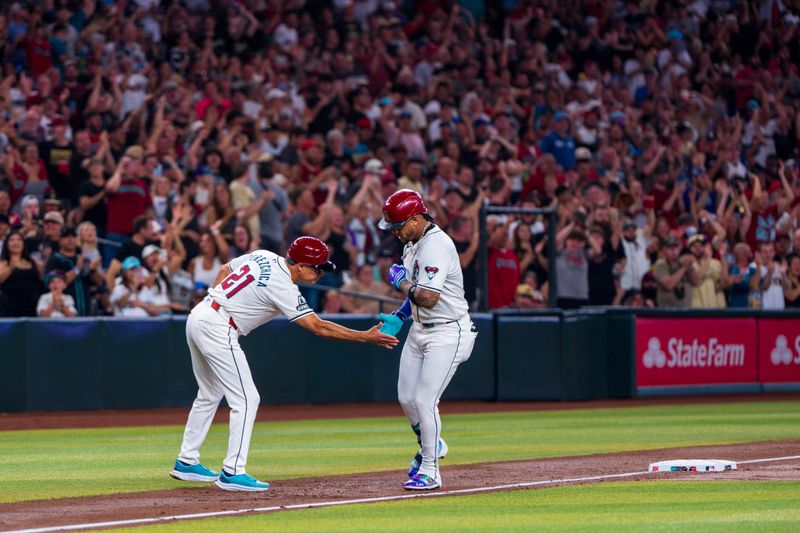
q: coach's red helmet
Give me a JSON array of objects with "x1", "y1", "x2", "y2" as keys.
[
  {"x1": 287, "y1": 236, "x2": 336, "y2": 271},
  {"x1": 378, "y1": 189, "x2": 428, "y2": 231}
]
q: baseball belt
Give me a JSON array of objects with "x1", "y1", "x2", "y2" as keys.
[{"x1": 210, "y1": 299, "x2": 239, "y2": 331}]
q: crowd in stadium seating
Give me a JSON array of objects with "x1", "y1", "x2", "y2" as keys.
[{"x1": 0, "y1": 0, "x2": 799, "y2": 318}]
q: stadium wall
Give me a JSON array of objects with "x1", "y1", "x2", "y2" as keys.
[{"x1": 1, "y1": 310, "x2": 798, "y2": 412}]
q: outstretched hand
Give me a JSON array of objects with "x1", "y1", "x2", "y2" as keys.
[
  {"x1": 378, "y1": 313, "x2": 404, "y2": 336},
  {"x1": 367, "y1": 324, "x2": 399, "y2": 349}
]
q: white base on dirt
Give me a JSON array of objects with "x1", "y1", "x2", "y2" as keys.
[{"x1": 648, "y1": 459, "x2": 737, "y2": 473}]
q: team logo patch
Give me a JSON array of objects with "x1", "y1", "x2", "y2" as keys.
[
  {"x1": 296, "y1": 295, "x2": 309, "y2": 312},
  {"x1": 424, "y1": 266, "x2": 439, "y2": 280},
  {"x1": 412, "y1": 260, "x2": 420, "y2": 283}
]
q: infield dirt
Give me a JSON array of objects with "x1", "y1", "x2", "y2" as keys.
[{"x1": 2, "y1": 397, "x2": 799, "y2": 531}]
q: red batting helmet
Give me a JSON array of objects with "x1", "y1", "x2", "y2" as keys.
[
  {"x1": 378, "y1": 189, "x2": 428, "y2": 230},
  {"x1": 287, "y1": 236, "x2": 336, "y2": 271}
]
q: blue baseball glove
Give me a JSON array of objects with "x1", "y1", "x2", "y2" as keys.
[{"x1": 388, "y1": 263, "x2": 407, "y2": 290}]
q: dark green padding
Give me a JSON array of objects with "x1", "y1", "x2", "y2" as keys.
[{"x1": 496, "y1": 315, "x2": 561, "y2": 400}]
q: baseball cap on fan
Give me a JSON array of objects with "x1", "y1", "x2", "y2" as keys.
[{"x1": 364, "y1": 158, "x2": 385, "y2": 175}]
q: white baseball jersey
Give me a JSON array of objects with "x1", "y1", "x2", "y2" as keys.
[
  {"x1": 207, "y1": 249, "x2": 312, "y2": 335},
  {"x1": 402, "y1": 225, "x2": 468, "y2": 323},
  {"x1": 177, "y1": 249, "x2": 312, "y2": 477}
]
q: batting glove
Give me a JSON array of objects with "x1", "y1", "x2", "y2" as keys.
[
  {"x1": 378, "y1": 313, "x2": 404, "y2": 336},
  {"x1": 387, "y1": 263, "x2": 407, "y2": 290}
]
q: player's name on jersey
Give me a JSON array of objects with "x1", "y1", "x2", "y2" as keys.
[{"x1": 249, "y1": 253, "x2": 273, "y2": 286}]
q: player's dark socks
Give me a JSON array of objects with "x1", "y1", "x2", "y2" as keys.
[
  {"x1": 411, "y1": 423, "x2": 421, "y2": 445},
  {"x1": 178, "y1": 460, "x2": 192, "y2": 467},
  {"x1": 223, "y1": 469, "x2": 235, "y2": 476}
]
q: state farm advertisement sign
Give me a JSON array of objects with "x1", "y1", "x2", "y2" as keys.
[
  {"x1": 759, "y1": 319, "x2": 800, "y2": 383},
  {"x1": 636, "y1": 318, "x2": 758, "y2": 387}
]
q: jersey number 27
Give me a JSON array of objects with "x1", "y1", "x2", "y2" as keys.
[{"x1": 220, "y1": 264, "x2": 255, "y2": 299}]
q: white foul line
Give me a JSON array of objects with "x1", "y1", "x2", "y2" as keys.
[
  {"x1": 737, "y1": 455, "x2": 800, "y2": 465},
  {"x1": 6, "y1": 454, "x2": 800, "y2": 533}
]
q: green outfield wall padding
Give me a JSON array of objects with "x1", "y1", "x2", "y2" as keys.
[
  {"x1": 496, "y1": 315, "x2": 561, "y2": 401},
  {"x1": 26, "y1": 320, "x2": 104, "y2": 411},
  {"x1": 560, "y1": 311, "x2": 608, "y2": 401},
  {"x1": 605, "y1": 311, "x2": 635, "y2": 398},
  {"x1": 0, "y1": 320, "x2": 27, "y2": 411},
  {"x1": 101, "y1": 320, "x2": 174, "y2": 409},
  {"x1": 3, "y1": 310, "x2": 798, "y2": 412}
]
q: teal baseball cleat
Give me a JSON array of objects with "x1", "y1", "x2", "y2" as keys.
[
  {"x1": 408, "y1": 438, "x2": 448, "y2": 478},
  {"x1": 169, "y1": 460, "x2": 219, "y2": 482},
  {"x1": 215, "y1": 470, "x2": 270, "y2": 492}
]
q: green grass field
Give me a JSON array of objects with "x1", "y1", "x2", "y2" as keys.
[
  {"x1": 114, "y1": 481, "x2": 800, "y2": 533},
  {"x1": 1, "y1": 400, "x2": 800, "y2": 505}
]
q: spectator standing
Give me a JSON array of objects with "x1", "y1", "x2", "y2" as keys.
[
  {"x1": 37, "y1": 270, "x2": 77, "y2": 318},
  {"x1": 0, "y1": 231, "x2": 44, "y2": 317},
  {"x1": 103, "y1": 146, "x2": 152, "y2": 265},
  {"x1": 285, "y1": 188, "x2": 331, "y2": 247},
  {"x1": 140, "y1": 244, "x2": 180, "y2": 316},
  {"x1": 487, "y1": 218, "x2": 520, "y2": 309},
  {"x1": 688, "y1": 234, "x2": 728, "y2": 308},
  {"x1": 754, "y1": 241, "x2": 786, "y2": 310},
  {"x1": 76, "y1": 221, "x2": 107, "y2": 315},
  {"x1": 228, "y1": 224, "x2": 254, "y2": 259},
  {"x1": 620, "y1": 219, "x2": 652, "y2": 291},
  {"x1": 340, "y1": 264, "x2": 398, "y2": 314},
  {"x1": 554, "y1": 223, "x2": 600, "y2": 309},
  {"x1": 785, "y1": 255, "x2": 800, "y2": 308},
  {"x1": 77, "y1": 157, "x2": 108, "y2": 236},
  {"x1": 248, "y1": 153, "x2": 289, "y2": 253},
  {"x1": 8, "y1": 143, "x2": 50, "y2": 210},
  {"x1": 728, "y1": 243, "x2": 758, "y2": 308},
  {"x1": 105, "y1": 215, "x2": 155, "y2": 291},
  {"x1": 188, "y1": 228, "x2": 229, "y2": 303},
  {"x1": 28, "y1": 210, "x2": 64, "y2": 264},
  {"x1": 587, "y1": 225, "x2": 624, "y2": 306},
  {"x1": 539, "y1": 112, "x2": 576, "y2": 170},
  {"x1": 45, "y1": 226, "x2": 88, "y2": 316},
  {"x1": 654, "y1": 236, "x2": 698, "y2": 308}
]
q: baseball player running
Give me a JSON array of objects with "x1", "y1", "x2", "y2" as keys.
[
  {"x1": 170, "y1": 236, "x2": 398, "y2": 491},
  {"x1": 377, "y1": 189, "x2": 477, "y2": 490}
]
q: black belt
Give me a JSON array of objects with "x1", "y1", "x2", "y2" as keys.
[{"x1": 419, "y1": 319, "x2": 460, "y2": 329}]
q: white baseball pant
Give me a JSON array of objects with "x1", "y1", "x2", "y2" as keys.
[
  {"x1": 177, "y1": 302, "x2": 260, "y2": 476},
  {"x1": 397, "y1": 315, "x2": 476, "y2": 482}
]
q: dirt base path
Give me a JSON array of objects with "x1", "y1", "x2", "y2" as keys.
[{"x1": 2, "y1": 440, "x2": 799, "y2": 532}]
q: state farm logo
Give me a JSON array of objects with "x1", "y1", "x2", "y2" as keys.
[
  {"x1": 643, "y1": 338, "x2": 666, "y2": 368},
  {"x1": 770, "y1": 335, "x2": 800, "y2": 365},
  {"x1": 642, "y1": 336, "x2": 745, "y2": 369}
]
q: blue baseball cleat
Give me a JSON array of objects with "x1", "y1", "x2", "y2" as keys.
[
  {"x1": 169, "y1": 460, "x2": 219, "y2": 482},
  {"x1": 403, "y1": 473, "x2": 440, "y2": 490},
  {"x1": 408, "y1": 438, "x2": 448, "y2": 478},
  {"x1": 215, "y1": 470, "x2": 270, "y2": 492}
]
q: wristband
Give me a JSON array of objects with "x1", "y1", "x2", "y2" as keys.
[{"x1": 393, "y1": 298, "x2": 412, "y2": 321}]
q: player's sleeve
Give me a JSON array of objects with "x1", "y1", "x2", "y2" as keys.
[
  {"x1": 229, "y1": 252, "x2": 252, "y2": 272},
  {"x1": 270, "y1": 281, "x2": 315, "y2": 322},
  {"x1": 413, "y1": 236, "x2": 448, "y2": 293}
]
